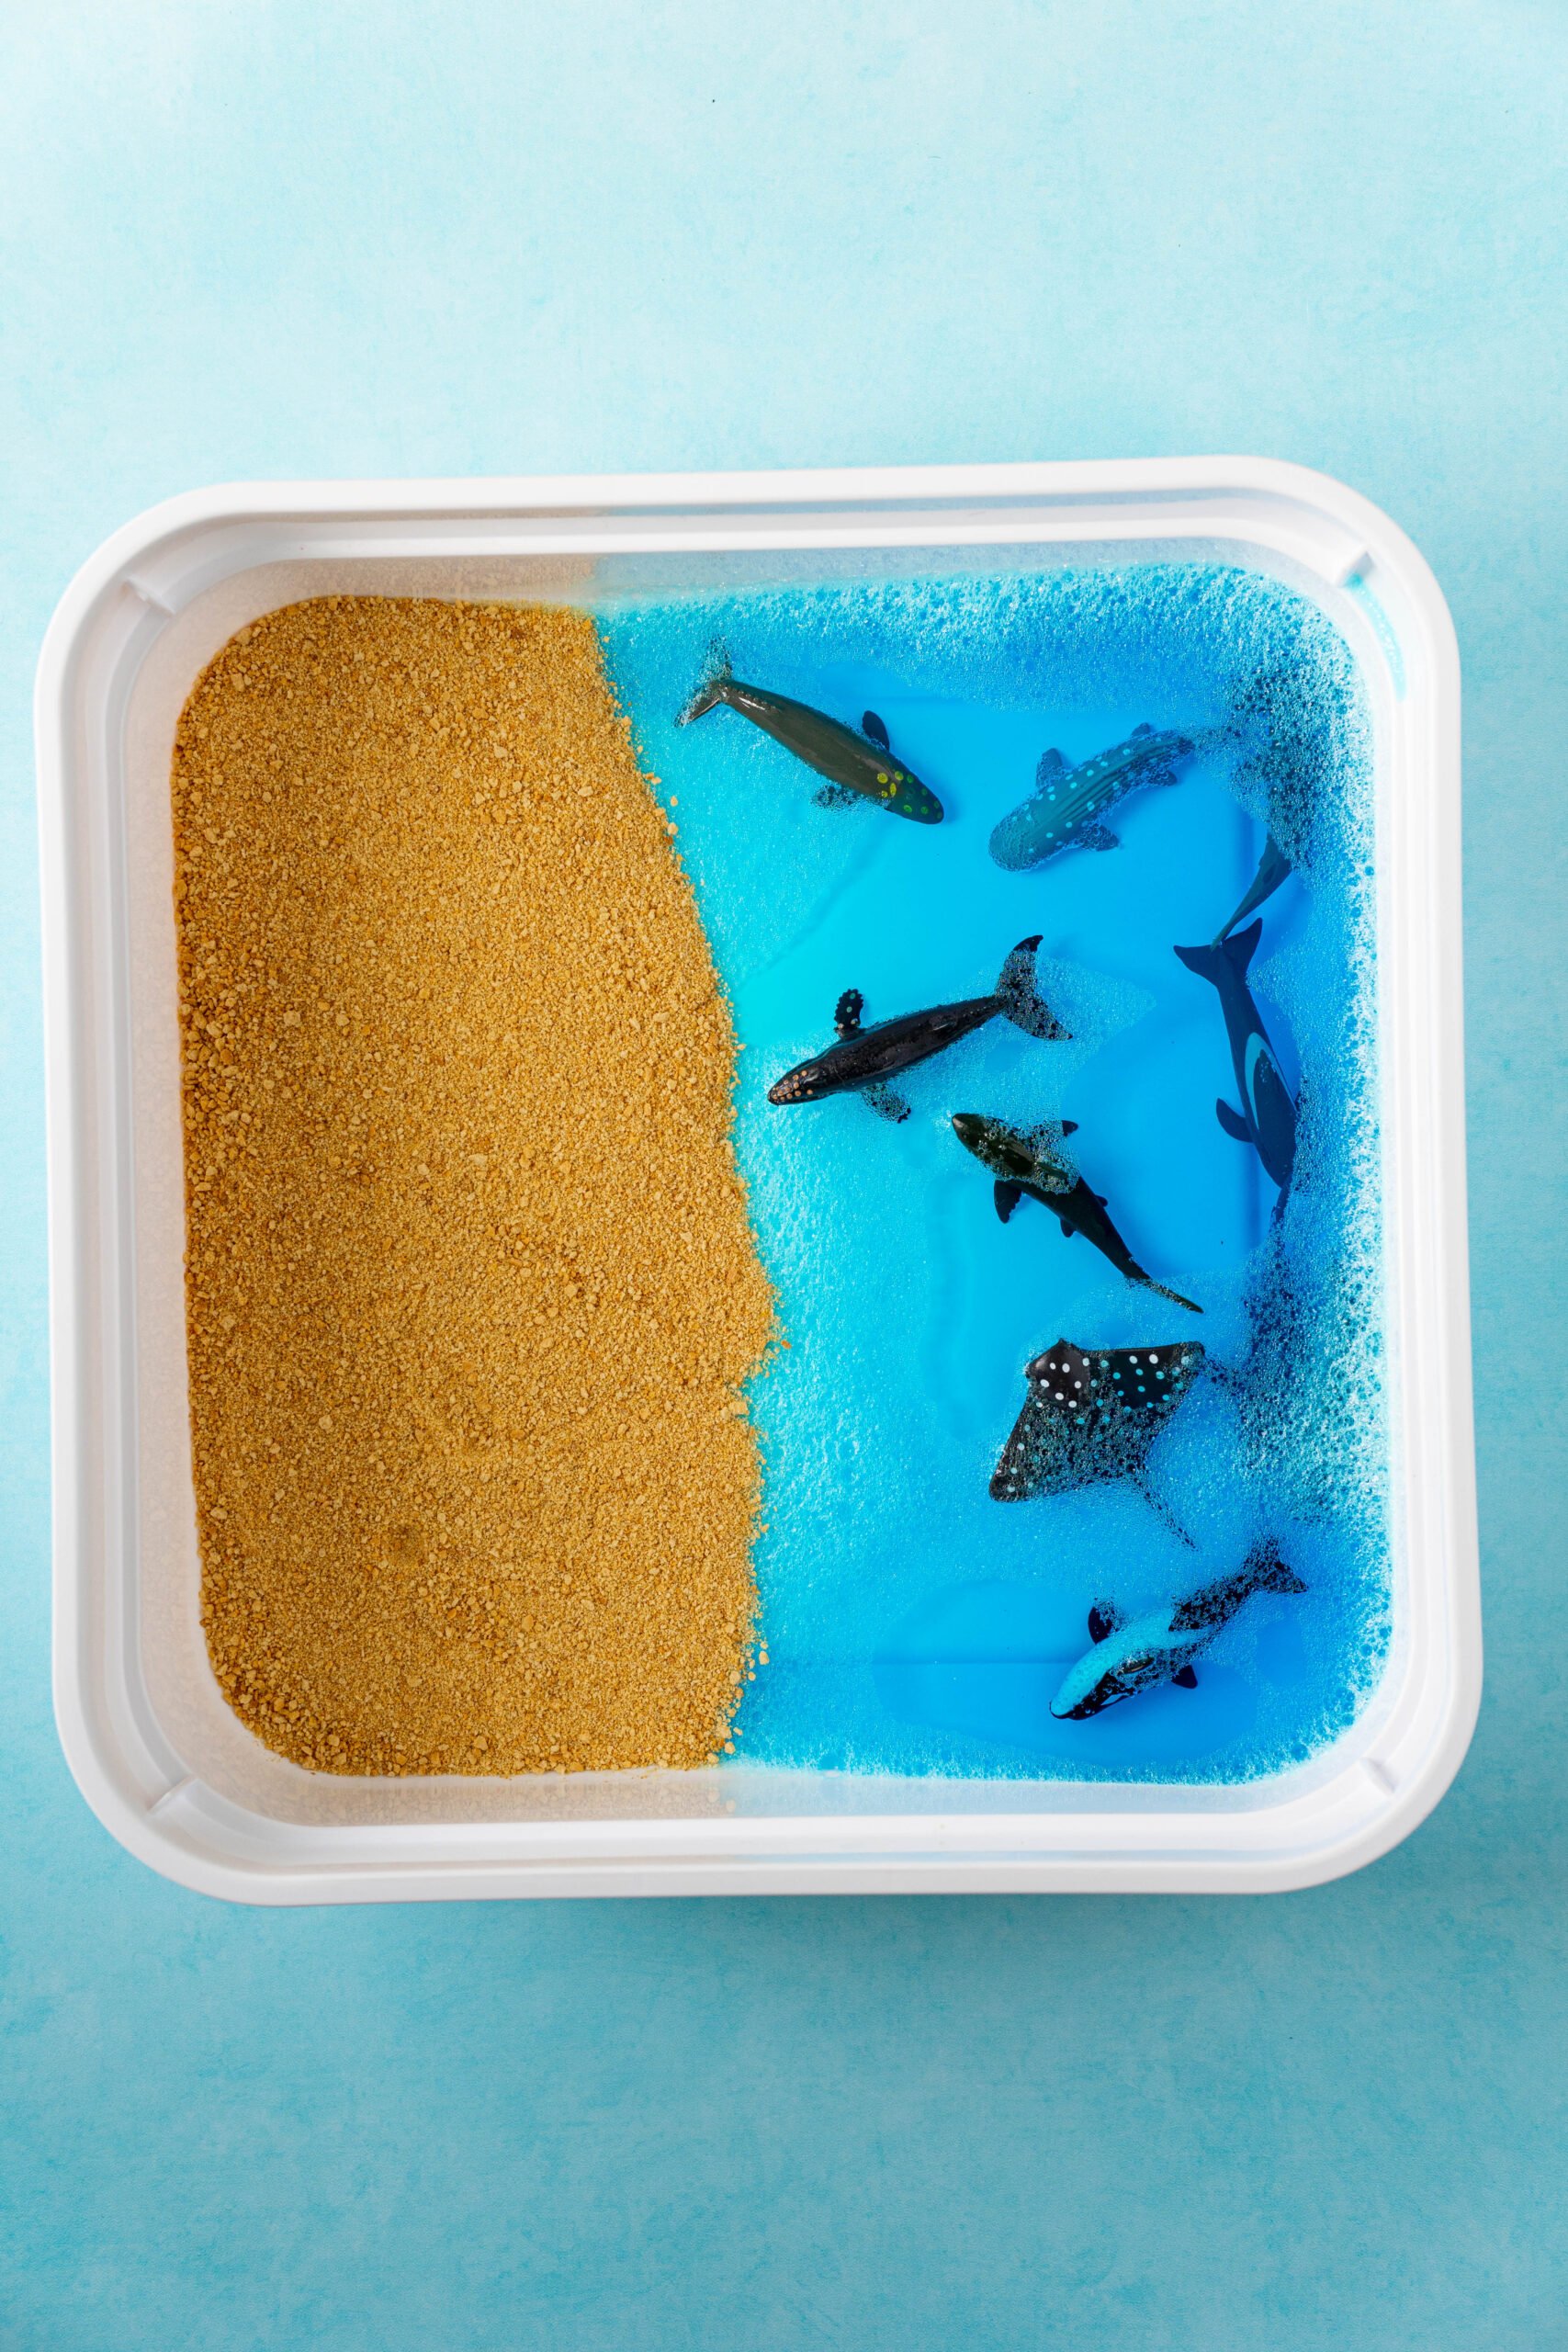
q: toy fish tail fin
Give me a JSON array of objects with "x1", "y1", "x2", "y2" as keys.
[
  {"x1": 1175, "y1": 918, "x2": 1262, "y2": 984},
  {"x1": 676, "y1": 640, "x2": 733, "y2": 727},
  {"x1": 1147, "y1": 1278, "x2": 1203, "y2": 1316},
  {"x1": 1243, "y1": 1545, "x2": 1307, "y2": 1599},
  {"x1": 996, "y1": 934, "x2": 1069, "y2": 1041},
  {"x1": 1214, "y1": 834, "x2": 1291, "y2": 942}
]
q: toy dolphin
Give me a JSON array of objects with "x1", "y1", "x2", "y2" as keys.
[{"x1": 1051, "y1": 1547, "x2": 1306, "y2": 1719}]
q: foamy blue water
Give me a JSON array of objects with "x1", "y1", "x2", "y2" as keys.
[{"x1": 598, "y1": 565, "x2": 1386, "y2": 1782}]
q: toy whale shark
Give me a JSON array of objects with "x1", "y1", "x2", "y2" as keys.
[
  {"x1": 1173, "y1": 920, "x2": 1298, "y2": 1196},
  {"x1": 990, "y1": 1335, "x2": 1206, "y2": 1544},
  {"x1": 1050, "y1": 1546, "x2": 1307, "y2": 1720},
  {"x1": 987, "y1": 723, "x2": 1194, "y2": 872},
  {"x1": 677, "y1": 651, "x2": 943, "y2": 823},
  {"x1": 767, "y1": 937, "x2": 1066, "y2": 1124},
  {"x1": 950, "y1": 1112, "x2": 1202, "y2": 1314}
]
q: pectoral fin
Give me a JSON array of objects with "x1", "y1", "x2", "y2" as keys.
[
  {"x1": 1216, "y1": 1099, "x2": 1253, "y2": 1144},
  {"x1": 1079, "y1": 823, "x2": 1120, "y2": 852},
  {"x1": 813, "y1": 783, "x2": 863, "y2": 811},
  {"x1": 863, "y1": 710, "x2": 890, "y2": 750},
  {"x1": 1059, "y1": 1216, "x2": 1075, "y2": 1237},
  {"x1": 833, "y1": 989, "x2": 863, "y2": 1036},
  {"x1": 1035, "y1": 748, "x2": 1067, "y2": 786},
  {"x1": 994, "y1": 1181, "x2": 1022, "y2": 1224},
  {"x1": 1171, "y1": 1665, "x2": 1199, "y2": 1690},
  {"x1": 1088, "y1": 1602, "x2": 1124, "y2": 1643},
  {"x1": 862, "y1": 1081, "x2": 910, "y2": 1124}
]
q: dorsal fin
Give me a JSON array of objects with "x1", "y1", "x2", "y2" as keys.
[
  {"x1": 1132, "y1": 721, "x2": 1153, "y2": 739},
  {"x1": 1024, "y1": 1122, "x2": 1076, "y2": 1179}
]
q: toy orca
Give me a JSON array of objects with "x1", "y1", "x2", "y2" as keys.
[{"x1": 1173, "y1": 920, "x2": 1298, "y2": 1196}]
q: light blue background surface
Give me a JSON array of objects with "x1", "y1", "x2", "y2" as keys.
[{"x1": 3, "y1": 6, "x2": 1563, "y2": 2346}]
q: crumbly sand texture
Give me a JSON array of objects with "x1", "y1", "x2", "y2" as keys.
[{"x1": 173, "y1": 596, "x2": 774, "y2": 1775}]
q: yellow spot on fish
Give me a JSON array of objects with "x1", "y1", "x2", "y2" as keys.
[{"x1": 876, "y1": 771, "x2": 889, "y2": 784}]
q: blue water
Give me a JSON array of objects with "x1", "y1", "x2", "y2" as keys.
[{"x1": 598, "y1": 565, "x2": 1386, "y2": 1782}]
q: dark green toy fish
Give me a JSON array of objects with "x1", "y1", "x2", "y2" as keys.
[
  {"x1": 677, "y1": 651, "x2": 944, "y2": 823},
  {"x1": 950, "y1": 1112, "x2": 1202, "y2": 1314}
]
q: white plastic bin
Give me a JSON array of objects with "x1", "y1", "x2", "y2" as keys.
[{"x1": 36, "y1": 460, "x2": 1479, "y2": 1902}]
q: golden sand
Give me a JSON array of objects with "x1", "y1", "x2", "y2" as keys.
[{"x1": 172, "y1": 595, "x2": 773, "y2": 1775}]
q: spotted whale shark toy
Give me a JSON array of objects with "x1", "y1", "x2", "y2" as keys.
[
  {"x1": 950, "y1": 1112, "x2": 1202, "y2": 1313},
  {"x1": 1173, "y1": 920, "x2": 1298, "y2": 1197},
  {"x1": 1050, "y1": 1546, "x2": 1306, "y2": 1720},
  {"x1": 677, "y1": 651, "x2": 943, "y2": 823},
  {"x1": 987, "y1": 722, "x2": 1194, "y2": 871},
  {"x1": 767, "y1": 937, "x2": 1066, "y2": 1124},
  {"x1": 990, "y1": 1335, "x2": 1206, "y2": 1544}
]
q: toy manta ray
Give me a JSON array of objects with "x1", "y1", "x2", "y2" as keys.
[{"x1": 989, "y1": 1336, "x2": 1207, "y2": 1545}]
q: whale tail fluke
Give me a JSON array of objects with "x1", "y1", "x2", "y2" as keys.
[
  {"x1": 1175, "y1": 919, "x2": 1261, "y2": 986},
  {"x1": 677, "y1": 641, "x2": 733, "y2": 727},
  {"x1": 996, "y1": 936, "x2": 1069, "y2": 1041}
]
